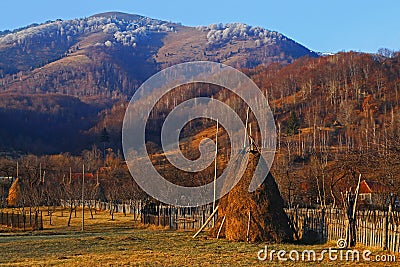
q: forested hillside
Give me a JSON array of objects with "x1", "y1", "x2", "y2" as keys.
[{"x1": 0, "y1": 12, "x2": 316, "y2": 154}]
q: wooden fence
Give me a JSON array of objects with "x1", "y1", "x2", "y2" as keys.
[
  {"x1": 60, "y1": 199, "x2": 400, "y2": 252},
  {"x1": 0, "y1": 210, "x2": 43, "y2": 230},
  {"x1": 60, "y1": 200, "x2": 215, "y2": 230},
  {"x1": 60, "y1": 199, "x2": 143, "y2": 219},
  {"x1": 140, "y1": 205, "x2": 214, "y2": 230},
  {"x1": 286, "y1": 208, "x2": 400, "y2": 253}
]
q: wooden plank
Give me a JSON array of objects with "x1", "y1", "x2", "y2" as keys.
[{"x1": 216, "y1": 216, "x2": 226, "y2": 239}]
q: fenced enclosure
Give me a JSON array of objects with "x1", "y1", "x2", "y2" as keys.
[
  {"x1": 60, "y1": 200, "x2": 215, "y2": 230},
  {"x1": 286, "y1": 208, "x2": 400, "y2": 253},
  {"x1": 140, "y1": 204, "x2": 215, "y2": 230},
  {"x1": 59, "y1": 199, "x2": 400, "y2": 252},
  {"x1": 60, "y1": 199, "x2": 143, "y2": 219},
  {"x1": 0, "y1": 210, "x2": 43, "y2": 230}
]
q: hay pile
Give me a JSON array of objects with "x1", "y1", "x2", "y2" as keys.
[
  {"x1": 210, "y1": 151, "x2": 293, "y2": 243},
  {"x1": 7, "y1": 177, "x2": 22, "y2": 207}
]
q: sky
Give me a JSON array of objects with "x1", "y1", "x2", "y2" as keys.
[{"x1": 0, "y1": 0, "x2": 398, "y2": 53}]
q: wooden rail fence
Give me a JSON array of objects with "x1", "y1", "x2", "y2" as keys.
[
  {"x1": 60, "y1": 199, "x2": 400, "y2": 252},
  {"x1": 60, "y1": 200, "x2": 215, "y2": 230},
  {"x1": 286, "y1": 208, "x2": 400, "y2": 253},
  {"x1": 140, "y1": 205, "x2": 214, "y2": 230},
  {"x1": 0, "y1": 211, "x2": 43, "y2": 230}
]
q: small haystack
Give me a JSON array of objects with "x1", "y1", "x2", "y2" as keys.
[
  {"x1": 210, "y1": 151, "x2": 293, "y2": 243},
  {"x1": 7, "y1": 177, "x2": 22, "y2": 207}
]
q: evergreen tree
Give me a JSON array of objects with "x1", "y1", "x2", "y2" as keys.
[
  {"x1": 100, "y1": 128, "x2": 110, "y2": 162},
  {"x1": 286, "y1": 111, "x2": 299, "y2": 136}
]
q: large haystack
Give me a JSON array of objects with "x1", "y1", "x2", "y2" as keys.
[
  {"x1": 210, "y1": 151, "x2": 293, "y2": 243},
  {"x1": 7, "y1": 177, "x2": 22, "y2": 207}
]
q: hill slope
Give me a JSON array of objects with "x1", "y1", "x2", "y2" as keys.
[
  {"x1": 0, "y1": 12, "x2": 317, "y2": 98},
  {"x1": 0, "y1": 12, "x2": 317, "y2": 154}
]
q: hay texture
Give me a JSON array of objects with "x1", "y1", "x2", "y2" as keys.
[
  {"x1": 7, "y1": 177, "x2": 22, "y2": 207},
  {"x1": 210, "y1": 151, "x2": 293, "y2": 243}
]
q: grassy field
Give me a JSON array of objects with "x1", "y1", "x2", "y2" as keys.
[{"x1": 0, "y1": 207, "x2": 397, "y2": 266}]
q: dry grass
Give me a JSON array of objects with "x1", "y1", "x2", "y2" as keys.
[{"x1": 0, "y1": 208, "x2": 397, "y2": 266}]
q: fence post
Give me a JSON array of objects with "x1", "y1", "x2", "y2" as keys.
[
  {"x1": 321, "y1": 208, "x2": 325, "y2": 241},
  {"x1": 157, "y1": 205, "x2": 160, "y2": 226},
  {"x1": 169, "y1": 206, "x2": 173, "y2": 229},
  {"x1": 35, "y1": 211, "x2": 38, "y2": 230},
  {"x1": 163, "y1": 207, "x2": 166, "y2": 227},
  {"x1": 383, "y1": 207, "x2": 390, "y2": 250},
  {"x1": 175, "y1": 208, "x2": 178, "y2": 230}
]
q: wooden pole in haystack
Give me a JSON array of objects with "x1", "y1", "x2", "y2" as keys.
[
  {"x1": 243, "y1": 107, "x2": 249, "y2": 148},
  {"x1": 81, "y1": 164, "x2": 85, "y2": 231},
  {"x1": 246, "y1": 210, "x2": 251, "y2": 242},
  {"x1": 213, "y1": 119, "x2": 219, "y2": 212}
]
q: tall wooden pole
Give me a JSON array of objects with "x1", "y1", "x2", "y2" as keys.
[
  {"x1": 82, "y1": 164, "x2": 85, "y2": 231},
  {"x1": 213, "y1": 119, "x2": 218, "y2": 212},
  {"x1": 243, "y1": 107, "x2": 249, "y2": 148},
  {"x1": 249, "y1": 123, "x2": 253, "y2": 150}
]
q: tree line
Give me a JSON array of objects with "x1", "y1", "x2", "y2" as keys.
[{"x1": 0, "y1": 146, "x2": 146, "y2": 224}]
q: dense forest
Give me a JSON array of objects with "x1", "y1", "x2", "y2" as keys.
[{"x1": 249, "y1": 50, "x2": 400, "y2": 209}]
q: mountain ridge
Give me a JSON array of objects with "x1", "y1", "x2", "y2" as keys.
[
  {"x1": 0, "y1": 11, "x2": 318, "y2": 154},
  {"x1": 0, "y1": 11, "x2": 317, "y2": 76}
]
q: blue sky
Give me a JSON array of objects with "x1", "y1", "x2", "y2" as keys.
[{"x1": 0, "y1": 0, "x2": 398, "y2": 53}]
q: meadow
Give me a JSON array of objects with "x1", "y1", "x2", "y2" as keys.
[{"x1": 0, "y1": 208, "x2": 396, "y2": 266}]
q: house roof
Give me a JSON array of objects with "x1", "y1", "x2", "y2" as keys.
[{"x1": 359, "y1": 180, "x2": 390, "y2": 194}]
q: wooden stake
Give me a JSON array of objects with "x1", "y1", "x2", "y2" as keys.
[
  {"x1": 352, "y1": 174, "x2": 362, "y2": 218},
  {"x1": 216, "y1": 216, "x2": 226, "y2": 239},
  {"x1": 246, "y1": 209, "x2": 251, "y2": 242},
  {"x1": 192, "y1": 206, "x2": 218, "y2": 238}
]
